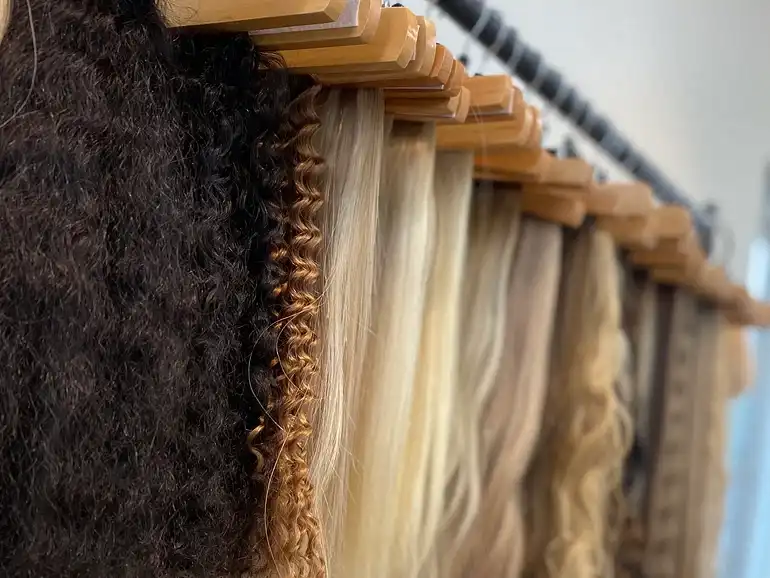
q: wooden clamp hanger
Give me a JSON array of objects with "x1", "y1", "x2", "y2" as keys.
[
  {"x1": 436, "y1": 102, "x2": 528, "y2": 150},
  {"x1": 386, "y1": 86, "x2": 471, "y2": 123},
  {"x1": 592, "y1": 183, "x2": 657, "y2": 248},
  {"x1": 472, "y1": 112, "x2": 547, "y2": 183},
  {"x1": 164, "y1": 0, "x2": 348, "y2": 31},
  {"x1": 279, "y1": 7, "x2": 419, "y2": 74},
  {"x1": 629, "y1": 205, "x2": 694, "y2": 264},
  {"x1": 463, "y1": 75, "x2": 518, "y2": 122},
  {"x1": 316, "y1": 15, "x2": 435, "y2": 83},
  {"x1": 515, "y1": 158, "x2": 594, "y2": 228},
  {"x1": 251, "y1": 0, "x2": 382, "y2": 49}
]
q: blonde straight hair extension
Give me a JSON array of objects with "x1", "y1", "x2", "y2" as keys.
[
  {"x1": 310, "y1": 88, "x2": 384, "y2": 568},
  {"x1": 461, "y1": 218, "x2": 563, "y2": 578},
  {"x1": 407, "y1": 149, "x2": 475, "y2": 578},
  {"x1": 441, "y1": 186, "x2": 523, "y2": 575},
  {"x1": 525, "y1": 225, "x2": 630, "y2": 578},
  {"x1": 642, "y1": 288, "x2": 700, "y2": 578},
  {"x1": 339, "y1": 120, "x2": 436, "y2": 578}
]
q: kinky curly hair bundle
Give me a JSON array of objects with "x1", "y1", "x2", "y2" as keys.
[{"x1": 0, "y1": 0, "x2": 309, "y2": 575}]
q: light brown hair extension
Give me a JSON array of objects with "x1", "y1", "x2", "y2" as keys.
[
  {"x1": 524, "y1": 225, "x2": 630, "y2": 578},
  {"x1": 310, "y1": 88, "x2": 384, "y2": 572},
  {"x1": 642, "y1": 288, "x2": 700, "y2": 578},
  {"x1": 465, "y1": 218, "x2": 563, "y2": 578},
  {"x1": 271, "y1": 83, "x2": 326, "y2": 578},
  {"x1": 679, "y1": 306, "x2": 721, "y2": 578}
]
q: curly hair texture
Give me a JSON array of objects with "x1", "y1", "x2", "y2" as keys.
[
  {"x1": 524, "y1": 226, "x2": 630, "y2": 578},
  {"x1": 269, "y1": 80, "x2": 327, "y2": 578},
  {"x1": 0, "y1": 1, "x2": 293, "y2": 575}
]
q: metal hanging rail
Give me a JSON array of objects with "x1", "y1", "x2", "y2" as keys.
[{"x1": 433, "y1": 0, "x2": 711, "y2": 239}]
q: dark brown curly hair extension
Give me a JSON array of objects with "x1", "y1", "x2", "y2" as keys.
[
  {"x1": 266, "y1": 80, "x2": 327, "y2": 578},
  {"x1": 0, "y1": 1, "x2": 294, "y2": 575}
]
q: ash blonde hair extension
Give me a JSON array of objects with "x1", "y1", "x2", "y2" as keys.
[
  {"x1": 310, "y1": 88, "x2": 385, "y2": 570},
  {"x1": 339, "y1": 120, "x2": 437, "y2": 578},
  {"x1": 406, "y1": 149, "x2": 475, "y2": 578},
  {"x1": 462, "y1": 218, "x2": 563, "y2": 578},
  {"x1": 525, "y1": 226, "x2": 630, "y2": 578},
  {"x1": 441, "y1": 186, "x2": 523, "y2": 576},
  {"x1": 642, "y1": 288, "x2": 700, "y2": 578}
]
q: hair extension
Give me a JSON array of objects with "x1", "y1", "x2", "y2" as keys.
[
  {"x1": 339, "y1": 120, "x2": 436, "y2": 578},
  {"x1": 678, "y1": 306, "x2": 720, "y2": 578},
  {"x1": 459, "y1": 218, "x2": 563, "y2": 578},
  {"x1": 642, "y1": 288, "x2": 700, "y2": 578},
  {"x1": 440, "y1": 186, "x2": 523, "y2": 576},
  {"x1": 398, "y1": 148, "x2": 475, "y2": 578},
  {"x1": 697, "y1": 318, "x2": 732, "y2": 578},
  {"x1": 524, "y1": 225, "x2": 630, "y2": 578},
  {"x1": 0, "y1": 1, "x2": 293, "y2": 575},
  {"x1": 310, "y1": 88, "x2": 384, "y2": 572},
  {"x1": 268, "y1": 78, "x2": 327, "y2": 578},
  {"x1": 0, "y1": 0, "x2": 9, "y2": 44}
]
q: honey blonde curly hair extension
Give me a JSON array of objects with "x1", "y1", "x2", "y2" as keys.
[
  {"x1": 461, "y1": 218, "x2": 563, "y2": 578},
  {"x1": 525, "y1": 225, "x2": 630, "y2": 578},
  {"x1": 271, "y1": 82, "x2": 326, "y2": 578}
]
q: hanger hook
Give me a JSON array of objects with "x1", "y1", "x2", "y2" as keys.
[
  {"x1": 478, "y1": 9, "x2": 508, "y2": 75},
  {"x1": 459, "y1": 0, "x2": 492, "y2": 73}
]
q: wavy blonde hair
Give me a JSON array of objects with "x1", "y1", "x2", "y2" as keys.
[
  {"x1": 440, "y1": 186, "x2": 523, "y2": 576},
  {"x1": 461, "y1": 218, "x2": 563, "y2": 578},
  {"x1": 310, "y1": 88, "x2": 384, "y2": 572},
  {"x1": 339, "y1": 120, "x2": 437, "y2": 578},
  {"x1": 525, "y1": 225, "x2": 631, "y2": 578}
]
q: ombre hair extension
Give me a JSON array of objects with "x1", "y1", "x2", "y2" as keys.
[
  {"x1": 642, "y1": 288, "x2": 700, "y2": 578},
  {"x1": 441, "y1": 186, "x2": 523, "y2": 576},
  {"x1": 310, "y1": 88, "x2": 384, "y2": 572},
  {"x1": 349, "y1": 120, "x2": 436, "y2": 578},
  {"x1": 0, "y1": 1, "x2": 293, "y2": 574},
  {"x1": 460, "y1": 218, "x2": 563, "y2": 578},
  {"x1": 410, "y1": 149, "x2": 475, "y2": 578},
  {"x1": 270, "y1": 80, "x2": 327, "y2": 578},
  {"x1": 525, "y1": 225, "x2": 630, "y2": 578}
]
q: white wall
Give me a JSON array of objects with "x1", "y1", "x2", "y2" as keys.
[{"x1": 402, "y1": 0, "x2": 770, "y2": 278}]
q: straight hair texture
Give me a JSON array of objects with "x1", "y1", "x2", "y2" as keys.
[
  {"x1": 441, "y1": 186, "x2": 523, "y2": 576},
  {"x1": 310, "y1": 88, "x2": 385, "y2": 572},
  {"x1": 460, "y1": 218, "x2": 563, "y2": 578},
  {"x1": 355, "y1": 120, "x2": 437, "y2": 578},
  {"x1": 270, "y1": 79, "x2": 327, "y2": 578},
  {"x1": 0, "y1": 1, "x2": 293, "y2": 575},
  {"x1": 0, "y1": 0, "x2": 9, "y2": 44},
  {"x1": 525, "y1": 225, "x2": 630, "y2": 578},
  {"x1": 642, "y1": 288, "x2": 700, "y2": 578},
  {"x1": 410, "y1": 149, "x2": 475, "y2": 578}
]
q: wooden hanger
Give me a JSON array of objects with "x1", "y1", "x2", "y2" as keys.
[
  {"x1": 316, "y1": 15, "x2": 434, "y2": 83},
  {"x1": 463, "y1": 76, "x2": 517, "y2": 122},
  {"x1": 251, "y1": 0, "x2": 381, "y2": 49},
  {"x1": 474, "y1": 147, "x2": 552, "y2": 182},
  {"x1": 386, "y1": 58, "x2": 466, "y2": 98},
  {"x1": 372, "y1": 44, "x2": 454, "y2": 90},
  {"x1": 519, "y1": 186, "x2": 588, "y2": 227},
  {"x1": 279, "y1": 7, "x2": 418, "y2": 74},
  {"x1": 386, "y1": 86, "x2": 471, "y2": 123},
  {"x1": 630, "y1": 227, "x2": 703, "y2": 268},
  {"x1": 586, "y1": 182, "x2": 655, "y2": 217},
  {"x1": 165, "y1": 0, "x2": 347, "y2": 30}
]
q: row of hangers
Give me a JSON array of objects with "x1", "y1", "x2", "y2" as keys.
[{"x1": 10, "y1": 0, "x2": 763, "y2": 326}]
